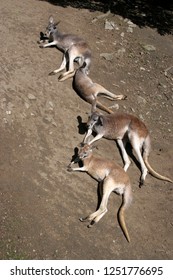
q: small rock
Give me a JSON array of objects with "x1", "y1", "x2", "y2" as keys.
[
  {"x1": 24, "y1": 102, "x2": 30, "y2": 109},
  {"x1": 52, "y1": 121, "x2": 57, "y2": 127},
  {"x1": 109, "y1": 104, "x2": 119, "y2": 110},
  {"x1": 3, "y1": 118, "x2": 8, "y2": 124},
  {"x1": 137, "y1": 96, "x2": 147, "y2": 105},
  {"x1": 100, "y1": 53, "x2": 114, "y2": 61},
  {"x1": 105, "y1": 19, "x2": 116, "y2": 30},
  {"x1": 48, "y1": 101, "x2": 54, "y2": 108},
  {"x1": 7, "y1": 102, "x2": 14, "y2": 110},
  {"x1": 139, "y1": 114, "x2": 144, "y2": 120},
  {"x1": 158, "y1": 82, "x2": 167, "y2": 89},
  {"x1": 45, "y1": 100, "x2": 54, "y2": 112},
  {"x1": 116, "y1": 48, "x2": 126, "y2": 58},
  {"x1": 127, "y1": 20, "x2": 137, "y2": 28},
  {"x1": 91, "y1": 10, "x2": 110, "y2": 23},
  {"x1": 43, "y1": 116, "x2": 52, "y2": 124},
  {"x1": 142, "y1": 44, "x2": 156, "y2": 51},
  {"x1": 27, "y1": 93, "x2": 37, "y2": 100},
  {"x1": 43, "y1": 115, "x2": 57, "y2": 127},
  {"x1": 127, "y1": 27, "x2": 133, "y2": 33},
  {"x1": 6, "y1": 110, "x2": 12, "y2": 115}
]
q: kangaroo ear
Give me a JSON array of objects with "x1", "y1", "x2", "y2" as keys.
[
  {"x1": 54, "y1": 21, "x2": 60, "y2": 26},
  {"x1": 98, "y1": 116, "x2": 104, "y2": 126},
  {"x1": 49, "y1": 16, "x2": 54, "y2": 24}
]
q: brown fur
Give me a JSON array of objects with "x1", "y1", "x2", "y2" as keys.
[
  {"x1": 83, "y1": 111, "x2": 173, "y2": 185},
  {"x1": 67, "y1": 144, "x2": 132, "y2": 242},
  {"x1": 72, "y1": 65, "x2": 127, "y2": 114},
  {"x1": 38, "y1": 16, "x2": 92, "y2": 81}
]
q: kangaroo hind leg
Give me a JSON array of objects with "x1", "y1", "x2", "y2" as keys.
[
  {"x1": 96, "y1": 84, "x2": 127, "y2": 100},
  {"x1": 80, "y1": 181, "x2": 112, "y2": 227}
]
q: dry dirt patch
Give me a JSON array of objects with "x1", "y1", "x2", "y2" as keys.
[{"x1": 0, "y1": 0, "x2": 173, "y2": 259}]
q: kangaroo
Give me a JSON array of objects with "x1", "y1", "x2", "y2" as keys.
[
  {"x1": 71, "y1": 62, "x2": 127, "y2": 114},
  {"x1": 67, "y1": 144, "x2": 132, "y2": 242},
  {"x1": 83, "y1": 105, "x2": 173, "y2": 186},
  {"x1": 38, "y1": 16, "x2": 91, "y2": 81}
]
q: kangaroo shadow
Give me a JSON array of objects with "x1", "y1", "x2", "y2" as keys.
[
  {"x1": 38, "y1": 0, "x2": 173, "y2": 35},
  {"x1": 69, "y1": 146, "x2": 84, "y2": 168},
  {"x1": 77, "y1": 115, "x2": 88, "y2": 135}
]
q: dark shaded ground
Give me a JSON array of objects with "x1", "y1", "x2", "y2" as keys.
[
  {"x1": 0, "y1": 0, "x2": 173, "y2": 259},
  {"x1": 39, "y1": 0, "x2": 173, "y2": 35}
]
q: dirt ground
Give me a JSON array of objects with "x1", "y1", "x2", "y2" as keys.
[{"x1": 0, "y1": 0, "x2": 173, "y2": 260}]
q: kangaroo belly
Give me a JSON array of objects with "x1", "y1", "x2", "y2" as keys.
[{"x1": 88, "y1": 168, "x2": 109, "y2": 182}]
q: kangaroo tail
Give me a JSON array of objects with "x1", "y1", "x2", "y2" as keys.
[
  {"x1": 144, "y1": 157, "x2": 173, "y2": 183},
  {"x1": 118, "y1": 185, "x2": 132, "y2": 243},
  {"x1": 96, "y1": 100, "x2": 114, "y2": 114},
  {"x1": 143, "y1": 135, "x2": 173, "y2": 183}
]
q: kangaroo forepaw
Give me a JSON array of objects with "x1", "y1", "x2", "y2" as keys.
[
  {"x1": 67, "y1": 165, "x2": 73, "y2": 172},
  {"x1": 139, "y1": 179, "x2": 145, "y2": 188},
  {"x1": 79, "y1": 216, "x2": 88, "y2": 222},
  {"x1": 58, "y1": 74, "x2": 64, "y2": 81},
  {"x1": 49, "y1": 71, "x2": 56, "y2": 76},
  {"x1": 87, "y1": 220, "x2": 95, "y2": 228}
]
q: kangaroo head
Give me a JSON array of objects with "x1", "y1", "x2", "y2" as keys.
[
  {"x1": 44, "y1": 16, "x2": 60, "y2": 37},
  {"x1": 87, "y1": 112, "x2": 103, "y2": 129},
  {"x1": 78, "y1": 144, "x2": 93, "y2": 160}
]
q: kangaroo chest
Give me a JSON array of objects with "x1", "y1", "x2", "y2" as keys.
[
  {"x1": 87, "y1": 162, "x2": 109, "y2": 182},
  {"x1": 93, "y1": 123, "x2": 128, "y2": 140}
]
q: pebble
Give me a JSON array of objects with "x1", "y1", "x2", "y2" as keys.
[
  {"x1": 6, "y1": 111, "x2": 12, "y2": 115},
  {"x1": 91, "y1": 10, "x2": 110, "y2": 23},
  {"x1": 24, "y1": 102, "x2": 30, "y2": 109},
  {"x1": 27, "y1": 93, "x2": 37, "y2": 100},
  {"x1": 127, "y1": 20, "x2": 137, "y2": 28},
  {"x1": 127, "y1": 26, "x2": 133, "y2": 33},
  {"x1": 142, "y1": 44, "x2": 156, "y2": 51},
  {"x1": 137, "y1": 96, "x2": 147, "y2": 105},
  {"x1": 116, "y1": 48, "x2": 126, "y2": 58},
  {"x1": 109, "y1": 104, "x2": 119, "y2": 110},
  {"x1": 105, "y1": 19, "x2": 116, "y2": 30},
  {"x1": 100, "y1": 53, "x2": 114, "y2": 61}
]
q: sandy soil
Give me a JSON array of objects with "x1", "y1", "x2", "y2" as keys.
[{"x1": 0, "y1": 0, "x2": 173, "y2": 259}]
